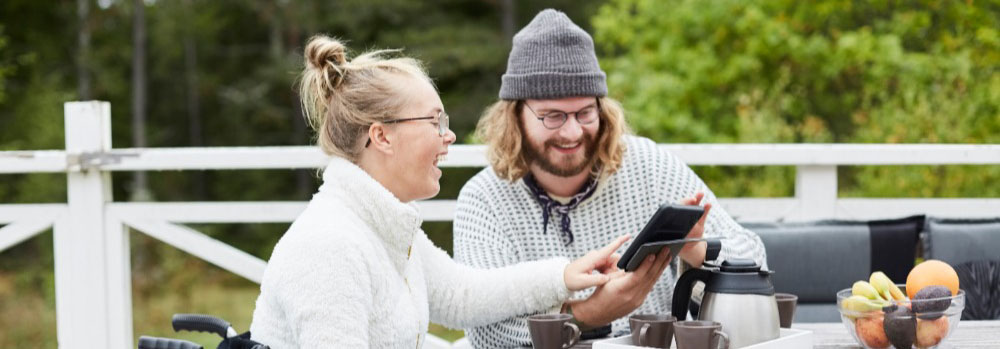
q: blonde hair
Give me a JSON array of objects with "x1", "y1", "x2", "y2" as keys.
[
  {"x1": 299, "y1": 35, "x2": 431, "y2": 161},
  {"x1": 476, "y1": 97, "x2": 630, "y2": 182}
]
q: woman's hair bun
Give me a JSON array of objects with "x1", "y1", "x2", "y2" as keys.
[{"x1": 304, "y1": 35, "x2": 348, "y2": 87}]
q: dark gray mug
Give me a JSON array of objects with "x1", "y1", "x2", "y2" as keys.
[
  {"x1": 629, "y1": 314, "x2": 675, "y2": 348},
  {"x1": 527, "y1": 314, "x2": 580, "y2": 349},
  {"x1": 674, "y1": 321, "x2": 729, "y2": 349},
  {"x1": 775, "y1": 293, "x2": 798, "y2": 328}
]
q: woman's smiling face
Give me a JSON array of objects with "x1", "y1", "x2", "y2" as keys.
[{"x1": 384, "y1": 76, "x2": 456, "y2": 202}]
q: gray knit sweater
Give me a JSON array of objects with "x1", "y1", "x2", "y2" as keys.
[{"x1": 453, "y1": 135, "x2": 768, "y2": 348}]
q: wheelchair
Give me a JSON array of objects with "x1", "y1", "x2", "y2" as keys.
[{"x1": 137, "y1": 313, "x2": 269, "y2": 349}]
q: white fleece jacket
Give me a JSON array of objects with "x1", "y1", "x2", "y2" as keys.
[{"x1": 249, "y1": 157, "x2": 572, "y2": 348}]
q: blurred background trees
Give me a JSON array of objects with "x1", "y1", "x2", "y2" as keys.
[{"x1": 0, "y1": 0, "x2": 997, "y2": 346}]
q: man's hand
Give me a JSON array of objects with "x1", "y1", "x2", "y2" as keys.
[
  {"x1": 678, "y1": 192, "x2": 712, "y2": 268},
  {"x1": 568, "y1": 245, "x2": 673, "y2": 328}
]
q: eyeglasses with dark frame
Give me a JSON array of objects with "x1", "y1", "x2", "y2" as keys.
[
  {"x1": 365, "y1": 110, "x2": 450, "y2": 147},
  {"x1": 523, "y1": 98, "x2": 601, "y2": 130}
]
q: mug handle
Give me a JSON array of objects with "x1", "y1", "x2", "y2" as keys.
[
  {"x1": 562, "y1": 322, "x2": 581, "y2": 349},
  {"x1": 638, "y1": 323, "x2": 652, "y2": 347},
  {"x1": 713, "y1": 329, "x2": 730, "y2": 349}
]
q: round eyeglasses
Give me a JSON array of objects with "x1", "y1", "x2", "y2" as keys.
[
  {"x1": 524, "y1": 99, "x2": 600, "y2": 130},
  {"x1": 365, "y1": 110, "x2": 450, "y2": 147}
]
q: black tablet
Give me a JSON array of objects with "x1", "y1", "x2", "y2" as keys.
[{"x1": 616, "y1": 204, "x2": 705, "y2": 271}]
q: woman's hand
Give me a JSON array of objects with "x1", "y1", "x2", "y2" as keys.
[{"x1": 563, "y1": 234, "x2": 630, "y2": 291}]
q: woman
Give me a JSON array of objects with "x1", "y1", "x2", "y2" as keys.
[{"x1": 248, "y1": 35, "x2": 637, "y2": 348}]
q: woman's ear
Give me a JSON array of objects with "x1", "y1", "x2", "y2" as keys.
[{"x1": 367, "y1": 123, "x2": 394, "y2": 155}]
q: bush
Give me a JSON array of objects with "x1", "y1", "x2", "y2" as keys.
[{"x1": 593, "y1": 0, "x2": 1000, "y2": 197}]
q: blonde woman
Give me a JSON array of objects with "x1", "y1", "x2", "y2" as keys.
[{"x1": 248, "y1": 36, "x2": 641, "y2": 348}]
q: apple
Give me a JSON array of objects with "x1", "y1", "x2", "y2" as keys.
[
  {"x1": 915, "y1": 316, "x2": 949, "y2": 348},
  {"x1": 856, "y1": 315, "x2": 890, "y2": 348}
]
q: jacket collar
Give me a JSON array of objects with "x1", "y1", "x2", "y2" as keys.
[{"x1": 318, "y1": 157, "x2": 421, "y2": 273}]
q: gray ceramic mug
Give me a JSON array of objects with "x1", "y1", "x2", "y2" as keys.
[
  {"x1": 527, "y1": 314, "x2": 580, "y2": 349},
  {"x1": 629, "y1": 314, "x2": 676, "y2": 348},
  {"x1": 673, "y1": 321, "x2": 730, "y2": 349},
  {"x1": 775, "y1": 293, "x2": 798, "y2": 328}
]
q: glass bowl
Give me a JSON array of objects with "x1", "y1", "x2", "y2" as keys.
[{"x1": 836, "y1": 285, "x2": 964, "y2": 349}]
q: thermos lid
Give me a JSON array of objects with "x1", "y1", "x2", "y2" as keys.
[
  {"x1": 705, "y1": 259, "x2": 775, "y2": 296},
  {"x1": 719, "y1": 259, "x2": 761, "y2": 273}
]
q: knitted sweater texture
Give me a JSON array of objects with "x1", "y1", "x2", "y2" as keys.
[{"x1": 453, "y1": 135, "x2": 768, "y2": 348}]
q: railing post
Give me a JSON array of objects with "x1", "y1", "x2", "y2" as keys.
[
  {"x1": 794, "y1": 165, "x2": 838, "y2": 220},
  {"x1": 55, "y1": 101, "x2": 131, "y2": 348}
]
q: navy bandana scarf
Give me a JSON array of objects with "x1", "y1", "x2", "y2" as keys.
[{"x1": 523, "y1": 173, "x2": 600, "y2": 246}]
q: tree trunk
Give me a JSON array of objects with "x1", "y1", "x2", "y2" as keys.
[
  {"x1": 131, "y1": 0, "x2": 151, "y2": 200},
  {"x1": 502, "y1": 0, "x2": 516, "y2": 42},
  {"x1": 77, "y1": 0, "x2": 91, "y2": 100},
  {"x1": 288, "y1": 0, "x2": 313, "y2": 198},
  {"x1": 183, "y1": 0, "x2": 205, "y2": 199}
]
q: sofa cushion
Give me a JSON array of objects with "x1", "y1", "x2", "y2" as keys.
[
  {"x1": 743, "y1": 216, "x2": 923, "y2": 303},
  {"x1": 954, "y1": 259, "x2": 1000, "y2": 320},
  {"x1": 925, "y1": 218, "x2": 1000, "y2": 267},
  {"x1": 744, "y1": 221, "x2": 871, "y2": 303},
  {"x1": 868, "y1": 216, "x2": 924, "y2": 283}
]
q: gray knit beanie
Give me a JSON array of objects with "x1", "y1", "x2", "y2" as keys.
[{"x1": 500, "y1": 9, "x2": 607, "y2": 100}]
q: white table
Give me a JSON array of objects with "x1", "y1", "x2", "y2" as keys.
[{"x1": 795, "y1": 320, "x2": 1000, "y2": 348}]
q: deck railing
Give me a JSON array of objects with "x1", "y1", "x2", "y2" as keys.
[{"x1": 1, "y1": 101, "x2": 998, "y2": 348}]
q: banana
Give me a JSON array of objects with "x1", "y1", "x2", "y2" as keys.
[
  {"x1": 841, "y1": 295, "x2": 885, "y2": 314},
  {"x1": 869, "y1": 271, "x2": 906, "y2": 301},
  {"x1": 852, "y1": 280, "x2": 882, "y2": 300}
]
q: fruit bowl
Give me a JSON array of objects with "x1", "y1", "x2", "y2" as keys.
[{"x1": 836, "y1": 285, "x2": 965, "y2": 349}]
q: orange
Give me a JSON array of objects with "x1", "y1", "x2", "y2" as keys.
[{"x1": 906, "y1": 260, "x2": 960, "y2": 299}]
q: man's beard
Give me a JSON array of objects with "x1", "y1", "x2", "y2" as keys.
[{"x1": 523, "y1": 133, "x2": 598, "y2": 177}]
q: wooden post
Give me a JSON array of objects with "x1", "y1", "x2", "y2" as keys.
[
  {"x1": 794, "y1": 165, "x2": 838, "y2": 220},
  {"x1": 56, "y1": 101, "x2": 132, "y2": 348}
]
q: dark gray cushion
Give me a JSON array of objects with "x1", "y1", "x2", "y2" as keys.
[
  {"x1": 794, "y1": 303, "x2": 841, "y2": 323},
  {"x1": 743, "y1": 221, "x2": 871, "y2": 303},
  {"x1": 925, "y1": 218, "x2": 1000, "y2": 266}
]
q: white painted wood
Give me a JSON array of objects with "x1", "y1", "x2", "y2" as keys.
[
  {"x1": 99, "y1": 146, "x2": 326, "y2": 171},
  {"x1": 0, "y1": 204, "x2": 65, "y2": 223},
  {"x1": 109, "y1": 202, "x2": 308, "y2": 223},
  {"x1": 661, "y1": 143, "x2": 1000, "y2": 165},
  {"x1": 836, "y1": 198, "x2": 1000, "y2": 220},
  {"x1": 0, "y1": 150, "x2": 68, "y2": 173},
  {"x1": 794, "y1": 165, "x2": 838, "y2": 220},
  {"x1": 57, "y1": 101, "x2": 118, "y2": 348},
  {"x1": 2, "y1": 143, "x2": 999, "y2": 173},
  {"x1": 104, "y1": 214, "x2": 133, "y2": 349},
  {"x1": 713, "y1": 198, "x2": 801, "y2": 223},
  {"x1": 122, "y1": 217, "x2": 266, "y2": 284},
  {"x1": 416, "y1": 200, "x2": 458, "y2": 222},
  {"x1": 25, "y1": 143, "x2": 993, "y2": 172},
  {"x1": 108, "y1": 200, "x2": 458, "y2": 223},
  {"x1": 103, "y1": 197, "x2": 1000, "y2": 225},
  {"x1": 0, "y1": 219, "x2": 55, "y2": 252}
]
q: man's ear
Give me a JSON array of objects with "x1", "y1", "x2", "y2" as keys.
[{"x1": 367, "y1": 123, "x2": 394, "y2": 155}]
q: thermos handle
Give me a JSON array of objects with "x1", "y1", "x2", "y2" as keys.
[
  {"x1": 671, "y1": 268, "x2": 713, "y2": 320},
  {"x1": 705, "y1": 238, "x2": 722, "y2": 262}
]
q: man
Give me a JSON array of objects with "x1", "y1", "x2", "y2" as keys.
[{"x1": 453, "y1": 9, "x2": 767, "y2": 348}]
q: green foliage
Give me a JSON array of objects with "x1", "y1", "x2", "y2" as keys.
[{"x1": 593, "y1": 0, "x2": 1000, "y2": 198}]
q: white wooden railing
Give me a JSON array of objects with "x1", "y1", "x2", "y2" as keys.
[{"x1": 1, "y1": 101, "x2": 999, "y2": 348}]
